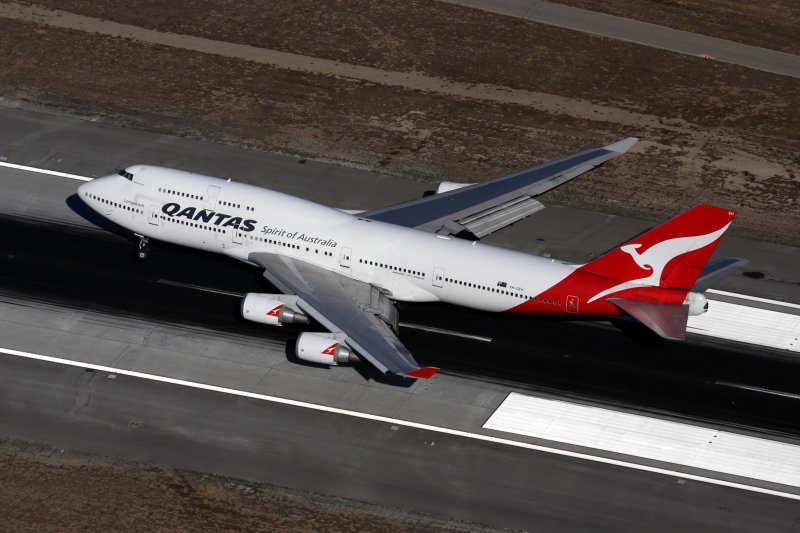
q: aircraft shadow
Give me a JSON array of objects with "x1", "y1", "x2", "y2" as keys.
[{"x1": 66, "y1": 193, "x2": 134, "y2": 242}]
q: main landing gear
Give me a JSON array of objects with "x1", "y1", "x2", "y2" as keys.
[{"x1": 135, "y1": 234, "x2": 150, "y2": 261}]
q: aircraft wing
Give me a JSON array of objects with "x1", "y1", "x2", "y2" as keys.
[
  {"x1": 359, "y1": 137, "x2": 638, "y2": 238},
  {"x1": 248, "y1": 252, "x2": 437, "y2": 378}
]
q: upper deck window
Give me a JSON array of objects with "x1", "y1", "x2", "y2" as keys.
[{"x1": 117, "y1": 169, "x2": 134, "y2": 180}]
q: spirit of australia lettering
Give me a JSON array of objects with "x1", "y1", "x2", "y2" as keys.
[{"x1": 261, "y1": 225, "x2": 337, "y2": 248}]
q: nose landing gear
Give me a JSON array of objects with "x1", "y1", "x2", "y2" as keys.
[{"x1": 135, "y1": 234, "x2": 150, "y2": 261}]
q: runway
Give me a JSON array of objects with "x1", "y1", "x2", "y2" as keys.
[
  {"x1": 3, "y1": 214, "x2": 800, "y2": 437},
  {"x1": 2, "y1": 106, "x2": 800, "y2": 529}
]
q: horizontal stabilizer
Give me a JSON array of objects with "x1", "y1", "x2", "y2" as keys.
[
  {"x1": 607, "y1": 298, "x2": 688, "y2": 340},
  {"x1": 692, "y1": 258, "x2": 749, "y2": 293}
]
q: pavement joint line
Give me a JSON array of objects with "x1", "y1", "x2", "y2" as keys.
[
  {"x1": 715, "y1": 381, "x2": 800, "y2": 400},
  {"x1": 2, "y1": 345, "x2": 799, "y2": 501},
  {"x1": 707, "y1": 289, "x2": 800, "y2": 310},
  {"x1": 157, "y1": 279, "x2": 244, "y2": 298},
  {"x1": 398, "y1": 322, "x2": 493, "y2": 342}
]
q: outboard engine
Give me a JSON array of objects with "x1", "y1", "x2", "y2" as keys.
[
  {"x1": 684, "y1": 292, "x2": 709, "y2": 316},
  {"x1": 296, "y1": 332, "x2": 362, "y2": 365}
]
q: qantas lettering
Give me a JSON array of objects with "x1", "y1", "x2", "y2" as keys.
[{"x1": 161, "y1": 202, "x2": 257, "y2": 231}]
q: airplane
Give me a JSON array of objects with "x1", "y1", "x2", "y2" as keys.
[{"x1": 77, "y1": 137, "x2": 743, "y2": 379}]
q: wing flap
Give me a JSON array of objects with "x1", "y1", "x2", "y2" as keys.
[{"x1": 453, "y1": 196, "x2": 544, "y2": 238}]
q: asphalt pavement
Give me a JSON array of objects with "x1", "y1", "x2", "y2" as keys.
[
  {"x1": 443, "y1": 0, "x2": 800, "y2": 78},
  {"x1": 2, "y1": 106, "x2": 800, "y2": 530}
]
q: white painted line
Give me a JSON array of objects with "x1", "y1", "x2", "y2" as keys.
[
  {"x1": 1, "y1": 345, "x2": 798, "y2": 501},
  {"x1": 0, "y1": 161, "x2": 92, "y2": 181},
  {"x1": 707, "y1": 289, "x2": 800, "y2": 310},
  {"x1": 485, "y1": 392, "x2": 800, "y2": 491}
]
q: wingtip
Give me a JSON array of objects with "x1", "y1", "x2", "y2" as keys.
[
  {"x1": 406, "y1": 367, "x2": 439, "y2": 379},
  {"x1": 604, "y1": 137, "x2": 639, "y2": 154}
]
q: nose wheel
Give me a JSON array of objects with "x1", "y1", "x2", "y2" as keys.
[{"x1": 135, "y1": 235, "x2": 150, "y2": 261}]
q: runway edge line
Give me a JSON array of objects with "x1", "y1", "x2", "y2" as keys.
[{"x1": 1, "y1": 345, "x2": 799, "y2": 501}]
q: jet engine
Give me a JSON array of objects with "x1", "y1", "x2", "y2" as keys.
[
  {"x1": 295, "y1": 332, "x2": 362, "y2": 365},
  {"x1": 435, "y1": 181, "x2": 475, "y2": 194},
  {"x1": 241, "y1": 293, "x2": 309, "y2": 326},
  {"x1": 684, "y1": 292, "x2": 709, "y2": 316}
]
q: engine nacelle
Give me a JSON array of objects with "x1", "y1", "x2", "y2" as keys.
[
  {"x1": 296, "y1": 332, "x2": 361, "y2": 365},
  {"x1": 241, "y1": 293, "x2": 309, "y2": 326},
  {"x1": 435, "y1": 181, "x2": 475, "y2": 194},
  {"x1": 684, "y1": 291, "x2": 709, "y2": 316}
]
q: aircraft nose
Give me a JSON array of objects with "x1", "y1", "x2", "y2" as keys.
[
  {"x1": 77, "y1": 177, "x2": 102, "y2": 202},
  {"x1": 76, "y1": 174, "x2": 116, "y2": 206}
]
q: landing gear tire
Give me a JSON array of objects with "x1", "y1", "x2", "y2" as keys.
[{"x1": 135, "y1": 234, "x2": 150, "y2": 261}]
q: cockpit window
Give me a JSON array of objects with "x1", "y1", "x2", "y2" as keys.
[{"x1": 117, "y1": 169, "x2": 134, "y2": 180}]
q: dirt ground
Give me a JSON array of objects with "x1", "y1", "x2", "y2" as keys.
[
  {"x1": 2, "y1": 1, "x2": 799, "y2": 244},
  {"x1": 0, "y1": 1, "x2": 799, "y2": 529},
  {"x1": 0, "y1": 439, "x2": 492, "y2": 532}
]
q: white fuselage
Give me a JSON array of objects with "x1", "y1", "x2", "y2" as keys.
[{"x1": 78, "y1": 166, "x2": 579, "y2": 314}]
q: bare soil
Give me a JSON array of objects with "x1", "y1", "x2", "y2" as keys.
[{"x1": 0, "y1": 439, "x2": 490, "y2": 532}]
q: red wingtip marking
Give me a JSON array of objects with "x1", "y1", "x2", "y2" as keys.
[{"x1": 406, "y1": 367, "x2": 439, "y2": 379}]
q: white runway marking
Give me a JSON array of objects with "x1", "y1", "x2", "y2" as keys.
[
  {"x1": 485, "y1": 392, "x2": 800, "y2": 490},
  {"x1": 0, "y1": 161, "x2": 92, "y2": 181},
  {"x1": 688, "y1": 300, "x2": 800, "y2": 352},
  {"x1": 1, "y1": 345, "x2": 799, "y2": 501}
]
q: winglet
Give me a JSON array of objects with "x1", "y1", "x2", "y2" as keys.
[
  {"x1": 406, "y1": 367, "x2": 439, "y2": 379},
  {"x1": 603, "y1": 137, "x2": 638, "y2": 154}
]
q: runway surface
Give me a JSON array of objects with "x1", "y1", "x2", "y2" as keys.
[
  {"x1": 3, "y1": 215, "x2": 800, "y2": 437},
  {"x1": 444, "y1": 0, "x2": 800, "y2": 78},
  {"x1": 2, "y1": 106, "x2": 800, "y2": 529}
]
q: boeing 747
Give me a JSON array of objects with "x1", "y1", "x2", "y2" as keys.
[{"x1": 78, "y1": 138, "x2": 741, "y2": 379}]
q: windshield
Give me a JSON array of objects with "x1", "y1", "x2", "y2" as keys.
[{"x1": 117, "y1": 169, "x2": 133, "y2": 180}]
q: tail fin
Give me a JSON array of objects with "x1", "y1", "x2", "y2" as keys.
[
  {"x1": 584, "y1": 205, "x2": 736, "y2": 299},
  {"x1": 581, "y1": 205, "x2": 736, "y2": 339}
]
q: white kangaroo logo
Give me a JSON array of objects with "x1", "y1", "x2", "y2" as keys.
[{"x1": 587, "y1": 223, "x2": 731, "y2": 304}]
